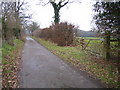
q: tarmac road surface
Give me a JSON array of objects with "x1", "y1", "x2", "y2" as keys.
[{"x1": 20, "y1": 36, "x2": 103, "y2": 88}]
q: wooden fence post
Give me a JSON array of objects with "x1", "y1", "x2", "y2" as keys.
[
  {"x1": 117, "y1": 30, "x2": 120, "y2": 85},
  {"x1": 105, "y1": 31, "x2": 111, "y2": 60}
]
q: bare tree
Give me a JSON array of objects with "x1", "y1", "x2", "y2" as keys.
[
  {"x1": 40, "y1": 0, "x2": 80, "y2": 24},
  {"x1": 2, "y1": 0, "x2": 30, "y2": 44},
  {"x1": 2, "y1": 2, "x2": 16, "y2": 44},
  {"x1": 50, "y1": 0, "x2": 69, "y2": 24}
]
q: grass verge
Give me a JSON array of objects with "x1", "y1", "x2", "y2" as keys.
[
  {"x1": 2, "y1": 39, "x2": 24, "y2": 88},
  {"x1": 32, "y1": 37, "x2": 119, "y2": 88}
]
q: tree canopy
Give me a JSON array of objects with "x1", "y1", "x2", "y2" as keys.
[{"x1": 94, "y1": 2, "x2": 120, "y2": 38}]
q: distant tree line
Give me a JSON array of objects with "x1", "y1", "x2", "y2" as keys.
[
  {"x1": 76, "y1": 30, "x2": 98, "y2": 37},
  {"x1": 27, "y1": 21, "x2": 40, "y2": 33}
]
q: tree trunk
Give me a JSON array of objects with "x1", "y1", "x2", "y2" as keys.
[
  {"x1": 54, "y1": 8, "x2": 60, "y2": 24},
  {"x1": 117, "y1": 30, "x2": 120, "y2": 62},
  {"x1": 14, "y1": 2, "x2": 21, "y2": 39},
  {"x1": 117, "y1": 30, "x2": 120, "y2": 86},
  {"x1": 105, "y1": 31, "x2": 110, "y2": 60}
]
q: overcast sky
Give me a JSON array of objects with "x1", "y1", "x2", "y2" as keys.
[{"x1": 26, "y1": 0, "x2": 95, "y2": 31}]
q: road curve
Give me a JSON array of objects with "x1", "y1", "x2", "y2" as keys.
[{"x1": 19, "y1": 37, "x2": 103, "y2": 88}]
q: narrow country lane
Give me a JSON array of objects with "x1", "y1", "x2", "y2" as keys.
[{"x1": 20, "y1": 36, "x2": 103, "y2": 88}]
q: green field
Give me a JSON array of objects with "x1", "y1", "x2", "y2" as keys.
[{"x1": 77, "y1": 37, "x2": 102, "y2": 40}]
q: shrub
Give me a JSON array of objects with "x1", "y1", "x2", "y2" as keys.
[
  {"x1": 32, "y1": 29, "x2": 42, "y2": 37},
  {"x1": 40, "y1": 28, "x2": 54, "y2": 41},
  {"x1": 36, "y1": 22, "x2": 76, "y2": 46},
  {"x1": 52, "y1": 22, "x2": 75, "y2": 46}
]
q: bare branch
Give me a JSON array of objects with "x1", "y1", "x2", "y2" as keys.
[
  {"x1": 60, "y1": 0, "x2": 69, "y2": 8},
  {"x1": 40, "y1": 1, "x2": 50, "y2": 6}
]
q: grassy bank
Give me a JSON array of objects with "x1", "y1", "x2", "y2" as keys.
[
  {"x1": 0, "y1": 38, "x2": 1, "y2": 88},
  {"x1": 33, "y1": 37, "x2": 119, "y2": 88},
  {"x1": 2, "y1": 39, "x2": 24, "y2": 88}
]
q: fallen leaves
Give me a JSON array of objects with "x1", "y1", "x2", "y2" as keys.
[{"x1": 2, "y1": 41, "x2": 24, "y2": 88}]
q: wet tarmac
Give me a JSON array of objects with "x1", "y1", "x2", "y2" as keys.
[{"x1": 20, "y1": 36, "x2": 103, "y2": 88}]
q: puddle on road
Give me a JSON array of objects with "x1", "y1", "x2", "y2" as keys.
[{"x1": 26, "y1": 36, "x2": 34, "y2": 41}]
